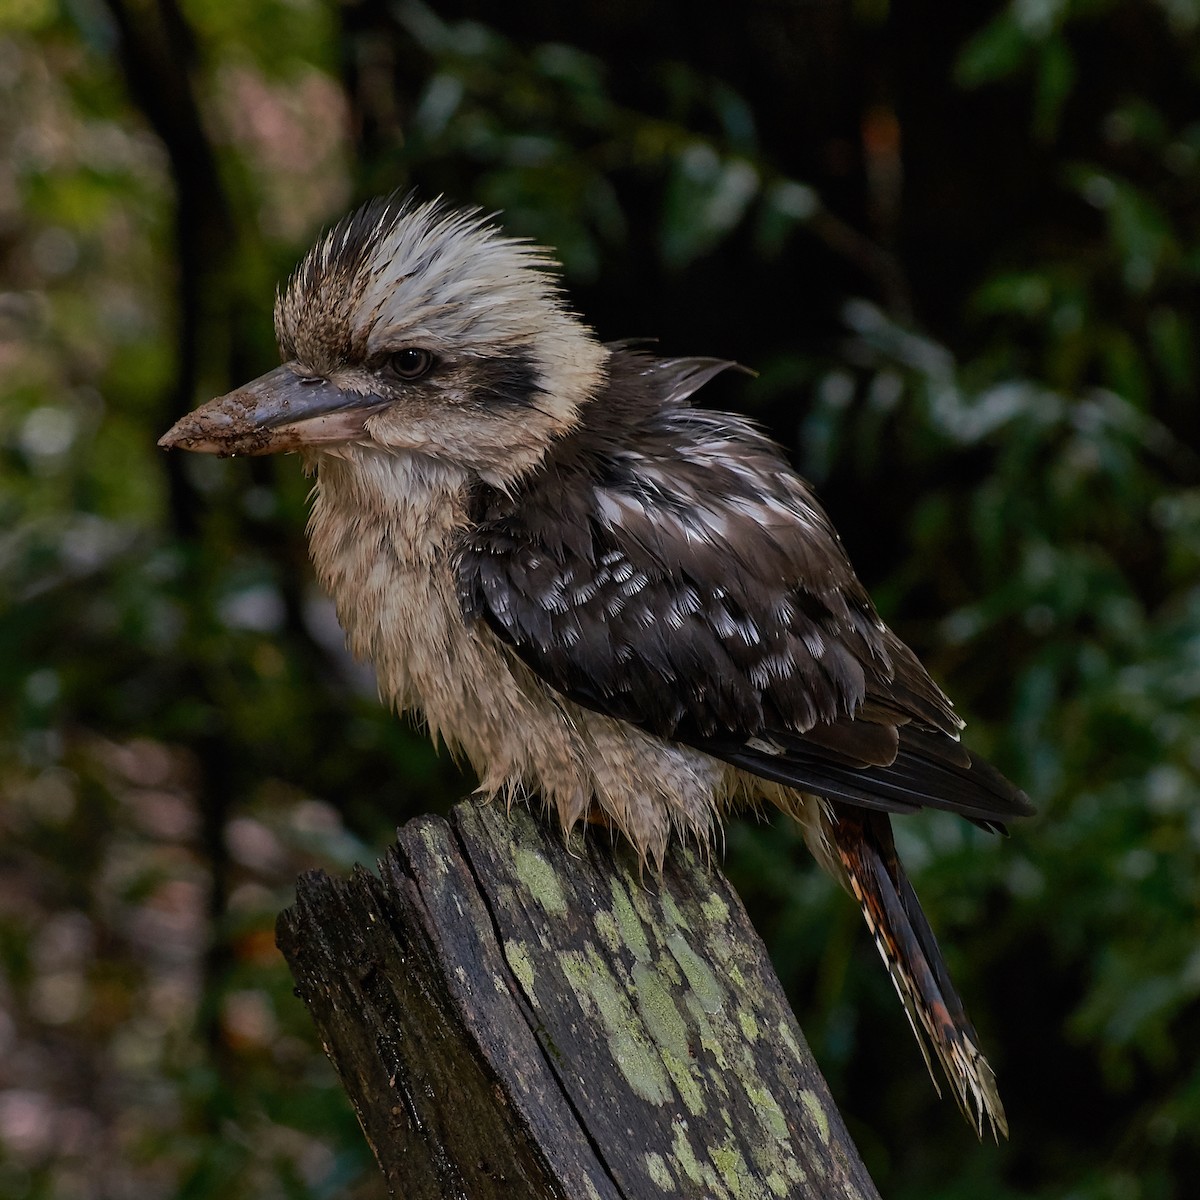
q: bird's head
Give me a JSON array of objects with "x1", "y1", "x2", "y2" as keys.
[{"x1": 159, "y1": 195, "x2": 607, "y2": 486}]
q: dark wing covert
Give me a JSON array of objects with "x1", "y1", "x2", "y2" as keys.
[{"x1": 455, "y1": 348, "x2": 1032, "y2": 825}]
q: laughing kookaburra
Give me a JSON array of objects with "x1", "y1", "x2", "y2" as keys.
[{"x1": 160, "y1": 194, "x2": 1032, "y2": 1137}]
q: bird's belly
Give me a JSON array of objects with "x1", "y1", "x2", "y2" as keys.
[
  {"x1": 308, "y1": 459, "x2": 742, "y2": 862},
  {"x1": 319, "y1": 539, "x2": 726, "y2": 861}
]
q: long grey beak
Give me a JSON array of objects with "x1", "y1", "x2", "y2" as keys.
[{"x1": 158, "y1": 364, "x2": 386, "y2": 456}]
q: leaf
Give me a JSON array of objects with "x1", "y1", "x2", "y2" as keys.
[
  {"x1": 659, "y1": 144, "x2": 759, "y2": 268},
  {"x1": 956, "y1": 12, "x2": 1032, "y2": 86},
  {"x1": 1033, "y1": 37, "x2": 1075, "y2": 140}
]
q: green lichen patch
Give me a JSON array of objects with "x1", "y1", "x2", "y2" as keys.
[
  {"x1": 668, "y1": 932, "x2": 724, "y2": 1015},
  {"x1": 633, "y1": 961, "x2": 706, "y2": 1116},
  {"x1": 711, "y1": 1136, "x2": 763, "y2": 1199},
  {"x1": 644, "y1": 1151, "x2": 677, "y2": 1191},
  {"x1": 504, "y1": 939, "x2": 537, "y2": 998},
  {"x1": 670, "y1": 1118, "x2": 720, "y2": 1191},
  {"x1": 783, "y1": 1153, "x2": 808, "y2": 1187},
  {"x1": 799, "y1": 1088, "x2": 830, "y2": 1147},
  {"x1": 737, "y1": 1008, "x2": 760, "y2": 1042},
  {"x1": 631, "y1": 963, "x2": 690, "y2": 1063},
  {"x1": 609, "y1": 878, "x2": 653, "y2": 962},
  {"x1": 700, "y1": 892, "x2": 731, "y2": 925},
  {"x1": 746, "y1": 1084, "x2": 789, "y2": 1142},
  {"x1": 777, "y1": 1018, "x2": 801, "y2": 1061},
  {"x1": 660, "y1": 889, "x2": 692, "y2": 933},
  {"x1": 765, "y1": 1170, "x2": 789, "y2": 1197},
  {"x1": 560, "y1": 947, "x2": 672, "y2": 1106},
  {"x1": 687, "y1": 1003, "x2": 730, "y2": 1072},
  {"x1": 512, "y1": 846, "x2": 568, "y2": 915},
  {"x1": 592, "y1": 910, "x2": 622, "y2": 955},
  {"x1": 623, "y1": 872, "x2": 658, "y2": 927}
]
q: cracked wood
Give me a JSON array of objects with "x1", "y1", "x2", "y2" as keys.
[{"x1": 275, "y1": 801, "x2": 881, "y2": 1200}]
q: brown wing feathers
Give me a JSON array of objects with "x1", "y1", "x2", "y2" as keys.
[{"x1": 458, "y1": 345, "x2": 1032, "y2": 826}]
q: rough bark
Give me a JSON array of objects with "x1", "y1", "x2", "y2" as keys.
[{"x1": 276, "y1": 800, "x2": 881, "y2": 1200}]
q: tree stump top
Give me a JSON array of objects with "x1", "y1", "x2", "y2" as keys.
[{"x1": 277, "y1": 800, "x2": 880, "y2": 1200}]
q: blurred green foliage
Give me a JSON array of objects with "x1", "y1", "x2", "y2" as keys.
[{"x1": 1, "y1": 1, "x2": 1198, "y2": 1197}]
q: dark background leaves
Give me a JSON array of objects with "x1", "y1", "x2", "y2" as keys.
[{"x1": 1, "y1": 1, "x2": 1198, "y2": 1197}]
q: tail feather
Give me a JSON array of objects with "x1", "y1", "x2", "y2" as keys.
[{"x1": 830, "y1": 807, "x2": 1008, "y2": 1139}]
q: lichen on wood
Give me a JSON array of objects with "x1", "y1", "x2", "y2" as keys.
[{"x1": 276, "y1": 800, "x2": 881, "y2": 1200}]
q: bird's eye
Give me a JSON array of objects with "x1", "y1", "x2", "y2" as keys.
[{"x1": 388, "y1": 348, "x2": 435, "y2": 380}]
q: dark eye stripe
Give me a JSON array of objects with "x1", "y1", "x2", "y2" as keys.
[{"x1": 471, "y1": 348, "x2": 540, "y2": 408}]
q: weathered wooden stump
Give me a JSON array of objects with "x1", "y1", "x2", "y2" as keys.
[{"x1": 276, "y1": 800, "x2": 880, "y2": 1200}]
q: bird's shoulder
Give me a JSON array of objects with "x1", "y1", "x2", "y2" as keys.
[
  {"x1": 456, "y1": 346, "x2": 944, "y2": 733},
  {"x1": 454, "y1": 346, "x2": 1033, "y2": 823}
]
